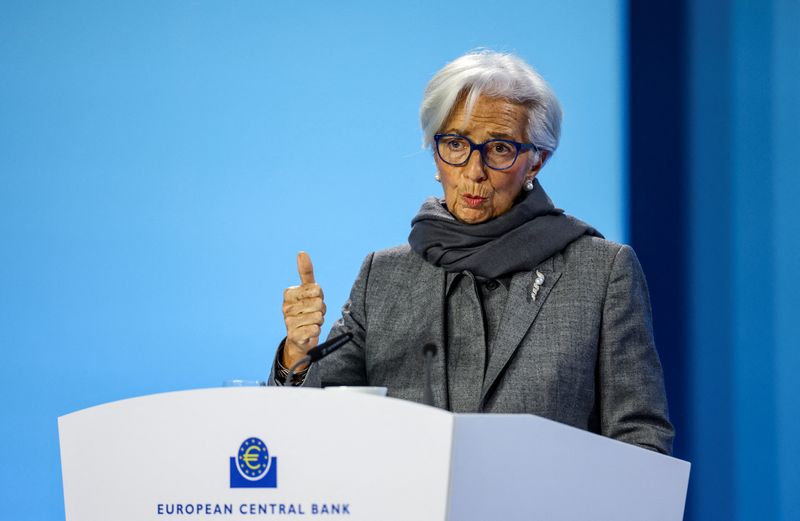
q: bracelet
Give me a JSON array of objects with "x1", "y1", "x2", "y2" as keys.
[{"x1": 275, "y1": 343, "x2": 309, "y2": 386}]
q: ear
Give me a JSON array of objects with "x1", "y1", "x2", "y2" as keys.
[{"x1": 528, "y1": 150, "x2": 550, "y2": 180}]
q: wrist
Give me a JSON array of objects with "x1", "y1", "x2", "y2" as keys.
[
  {"x1": 276, "y1": 339, "x2": 309, "y2": 386},
  {"x1": 282, "y1": 340, "x2": 310, "y2": 371}
]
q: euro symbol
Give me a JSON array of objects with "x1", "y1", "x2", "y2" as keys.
[{"x1": 243, "y1": 446, "x2": 262, "y2": 470}]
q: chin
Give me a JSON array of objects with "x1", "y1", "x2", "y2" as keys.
[{"x1": 454, "y1": 207, "x2": 491, "y2": 224}]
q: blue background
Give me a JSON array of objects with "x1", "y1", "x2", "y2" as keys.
[{"x1": 0, "y1": 1, "x2": 797, "y2": 520}]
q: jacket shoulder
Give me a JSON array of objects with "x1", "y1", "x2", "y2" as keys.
[
  {"x1": 365, "y1": 244, "x2": 430, "y2": 281},
  {"x1": 371, "y1": 244, "x2": 423, "y2": 267},
  {"x1": 562, "y1": 235, "x2": 628, "y2": 262},
  {"x1": 558, "y1": 235, "x2": 644, "y2": 281},
  {"x1": 372, "y1": 243, "x2": 414, "y2": 259}
]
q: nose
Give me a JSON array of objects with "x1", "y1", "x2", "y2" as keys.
[{"x1": 462, "y1": 148, "x2": 488, "y2": 183}]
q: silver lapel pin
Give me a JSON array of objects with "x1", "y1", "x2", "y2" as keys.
[{"x1": 530, "y1": 270, "x2": 545, "y2": 301}]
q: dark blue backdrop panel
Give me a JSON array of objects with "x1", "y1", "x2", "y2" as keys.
[
  {"x1": 627, "y1": 0, "x2": 691, "y2": 465},
  {"x1": 630, "y1": 0, "x2": 800, "y2": 519}
]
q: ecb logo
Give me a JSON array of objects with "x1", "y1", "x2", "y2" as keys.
[{"x1": 230, "y1": 437, "x2": 278, "y2": 488}]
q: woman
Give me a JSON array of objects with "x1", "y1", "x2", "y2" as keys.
[{"x1": 273, "y1": 51, "x2": 674, "y2": 455}]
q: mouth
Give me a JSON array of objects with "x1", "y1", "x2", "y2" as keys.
[{"x1": 462, "y1": 193, "x2": 488, "y2": 208}]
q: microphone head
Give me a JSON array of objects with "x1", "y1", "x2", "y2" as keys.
[{"x1": 307, "y1": 332, "x2": 353, "y2": 363}]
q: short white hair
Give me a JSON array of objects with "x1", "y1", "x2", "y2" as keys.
[{"x1": 420, "y1": 50, "x2": 562, "y2": 158}]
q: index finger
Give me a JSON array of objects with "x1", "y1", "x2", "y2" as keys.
[{"x1": 297, "y1": 251, "x2": 316, "y2": 285}]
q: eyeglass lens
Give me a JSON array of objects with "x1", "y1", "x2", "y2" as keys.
[{"x1": 437, "y1": 136, "x2": 519, "y2": 170}]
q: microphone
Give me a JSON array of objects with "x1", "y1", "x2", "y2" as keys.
[
  {"x1": 422, "y1": 344, "x2": 437, "y2": 406},
  {"x1": 307, "y1": 332, "x2": 353, "y2": 363},
  {"x1": 285, "y1": 332, "x2": 353, "y2": 386}
]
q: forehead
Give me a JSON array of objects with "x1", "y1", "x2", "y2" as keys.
[{"x1": 443, "y1": 94, "x2": 529, "y2": 140}]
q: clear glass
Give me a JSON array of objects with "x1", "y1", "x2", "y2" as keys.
[
  {"x1": 222, "y1": 379, "x2": 266, "y2": 387},
  {"x1": 324, "y1": 386, "x2": 388, "y2": 397}
]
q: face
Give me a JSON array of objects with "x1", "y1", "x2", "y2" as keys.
[{"x1": 435, "y1": 94, "x2": 545, "y2": 224}]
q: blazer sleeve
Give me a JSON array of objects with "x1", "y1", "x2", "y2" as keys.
[
  {"x1": 597, "y1": 244, "x2": 675, "y2": 454},
  {"x1": 268, "y1": 253, "x2": 373, "y2": 388}
]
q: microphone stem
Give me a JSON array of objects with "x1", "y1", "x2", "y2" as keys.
[
  {"x1": 286, "y1": 355, "x2": 311, "y2": 387},
  {"x1": 424, "y1": 351, "x2": 434, "y2": 406}
]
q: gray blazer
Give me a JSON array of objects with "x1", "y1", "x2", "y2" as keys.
[{"x1": 277, "y1": 236, "x2": 674, "y2": 455}]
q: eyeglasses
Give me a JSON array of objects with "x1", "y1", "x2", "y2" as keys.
[{"x1": 434, "y1": 133, "x2": 539, "y2": 171}]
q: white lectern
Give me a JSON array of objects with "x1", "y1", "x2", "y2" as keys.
[{"x1": 59, "y1": 388, "x2": 689, "y2": 520}]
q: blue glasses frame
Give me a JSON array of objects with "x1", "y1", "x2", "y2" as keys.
[{"x1": 434, "y1": 133, "x2": 539, "y2": 171}]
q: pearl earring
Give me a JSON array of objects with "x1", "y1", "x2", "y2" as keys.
[
  {"x1": 434, "y1": 172, "x2": 441, "y2": 182},
  {"x1": 523, "y1": 179, "x2": 534, "y2": 191}
]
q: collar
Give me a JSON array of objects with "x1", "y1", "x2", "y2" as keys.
[{"x1": 445, "y1": 270, "x2": 513, "y2": 295}]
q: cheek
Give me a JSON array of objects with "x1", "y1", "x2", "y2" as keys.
[
  {"x1": 492, "y1": 174, "x2": 524, "y2": 200},
  {"x1": 436, "y1": 163, "x2": 459, "y2": 193},
  {"x1": 488, "y1": 173, "x2": 526, "y2": 214}
]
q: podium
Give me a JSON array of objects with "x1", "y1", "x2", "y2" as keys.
[{"x1": 58, "y1": 388, "x2": 690, "y2": 520}]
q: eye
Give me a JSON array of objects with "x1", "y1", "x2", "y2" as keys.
[
  {"x1": 447, "y1": 139, "x2": 465, "y2": 150},
  {"x1": 492, "y1": 142, "x2": 513, "y2": 155}
]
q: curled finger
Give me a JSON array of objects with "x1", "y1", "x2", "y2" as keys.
[
  {"x1": 282, "y1": 298, "x2": 326, "y2": 317},
  {"x1": 289, "y1": 324, "x2": 321, "y2": 345},
  {"x1": 283, "y1": 284, "x2": 323, "y2": 302},
  {"x1": 286, "y1": 311, "x2": 324, "y2": 330}
]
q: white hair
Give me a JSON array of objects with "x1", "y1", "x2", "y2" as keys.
[{"x1": 420, "y1": 50, "x2": 562, "y2": 159}]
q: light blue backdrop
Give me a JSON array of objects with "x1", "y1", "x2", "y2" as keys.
[{"x1": 0, "y1": 1, "x2": 624, "y2": 518}]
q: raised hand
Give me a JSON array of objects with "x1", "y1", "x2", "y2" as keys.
[{"x1": 281, "y1": 252, "x2": 327, "y2": 368}]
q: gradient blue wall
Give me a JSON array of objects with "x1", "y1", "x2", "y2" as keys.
[
  {"x1": 631, "y1": 0, "x2": 800, "y2": 519},
  {"x1": 688, "y1": 0, "x2": 799, "y2": 519},
  {"x1": 691, "y1": 0, "x2": 800, "y2": 518},
  {"x1": 0, "y1": 1, "x2": 625, "y2": 518}
]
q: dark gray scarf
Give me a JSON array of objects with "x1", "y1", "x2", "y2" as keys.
[{"x1": 408, "y1": 180, "x2": 602, "y2": 279}]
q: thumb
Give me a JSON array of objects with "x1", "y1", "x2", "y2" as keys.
[{"x1": 296, "y1": 251, "x2": 316, "y2": 285}]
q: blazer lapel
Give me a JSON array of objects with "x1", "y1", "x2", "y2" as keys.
[
  {"x1": 479, "y1": 255, "x2": 563, "y2": 406},
  {"x1": 409, "y1": 260, "x2": 450, "y2": 410}
]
